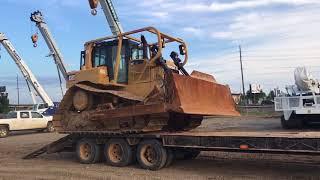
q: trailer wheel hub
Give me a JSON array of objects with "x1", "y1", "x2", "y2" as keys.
[
  {"x1": 108, "y1": 144, "x2": 123, "y2": 163},
  {"x1": 79, "y1": 143, "x2": 91, "y2": 160},
  {"x1": 140, "y1": 145, "x2": 156, "y2": 165}
]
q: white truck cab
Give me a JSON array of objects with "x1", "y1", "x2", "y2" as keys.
[{"x1": 0, "y1": 111, "x2": 54, "y2": 138}]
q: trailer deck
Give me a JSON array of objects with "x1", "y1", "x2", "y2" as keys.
[{"x1": 23, "y1": 117, "x2": 320, "y2": 170}]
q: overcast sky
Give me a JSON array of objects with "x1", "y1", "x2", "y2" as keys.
[{"x1": 0, "y1": 0, "x2": 320, "y2": 104}]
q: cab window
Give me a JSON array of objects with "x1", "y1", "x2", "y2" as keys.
[
  {"x1": 6, "y1": 112, "x2": 17, "y2": 119},
  {"x1": 117, "y1": 46, "x2": 128, "y2": 83},
  {"x1": 38, "y1": 104, "x2": 48, "y2": 110},
  {"x1": 31, "y1": 112, "x2": 43, "y2": 118},
  {"x1": 92, "y1": 44, "x2": 116, "y2": 80},
  {"x1": 80, "y1": 51, "x2": 85, "y2": 69},
  {"x1": 131, "y1": 47, "x2": 144, "y2": 60},
  {"x1": 20, "y1": 112, "x2": 30, "y2": 119}
]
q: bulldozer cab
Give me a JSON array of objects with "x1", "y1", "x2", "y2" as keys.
[
  {"x1": 71, "y1": 27, "x2": 188, "y2": 88},
  {"x1": 89, "y1": 39, "x2": 141, "y2": 84}
]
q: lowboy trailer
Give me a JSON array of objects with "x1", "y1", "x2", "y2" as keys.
[{"x1": 24, "y1": 129, "x2": 320, "y2": 170}]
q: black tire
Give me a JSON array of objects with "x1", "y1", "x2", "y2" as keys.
[
  {"x1": 174, "y1": 149, "x2": 200, "y2": 160},
  {"x1": 164, "y1": 148, "x2": 174, "y2": 167},
  {"x1": 183, "y1": 150, "x2": 200, "y2": 160},
  {"x1": 46, "y1": 122, "x2": 55, "y2": 132},
  {"x1": 104, "y1": 138, "x2": 133, "y2": 167},
  {"x1": 0, "y1": 126, "x2": 9, "y2": 138},
  {"x1": 281, "y1": 114, "x2": 303, "y2": 129},
  {"x1": 76, "y1": 139, "x2": 101, "y2": 164},
  {"x1": 136, "y1": 139, "x2": 167, "y2": 171}
]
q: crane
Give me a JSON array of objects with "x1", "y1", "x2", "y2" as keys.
[
  {"x1": 88, "y1": 0, "x2": 124, "y2": 35},
  {"x1": 30, "y1": 11, "x2": 69, "y2": 82},
  {"x1": 0, "y1": 33, "x2": 54, "y2": 109}
]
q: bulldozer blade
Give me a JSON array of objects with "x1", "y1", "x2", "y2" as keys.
[
  {"x1": 167, "y1": 73, "x2": 240, "y2": 116},
  {"x1": 190, "y1": 70, "x2": 216, "y2": 83}
]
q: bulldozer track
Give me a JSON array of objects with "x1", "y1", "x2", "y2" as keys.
[{"x1": 53, "y1": 82, "x2": 204, "y2": 133}]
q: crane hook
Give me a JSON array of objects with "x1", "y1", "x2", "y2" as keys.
[
  {"x1": 31, "y1": 33, "x2": 38, "y2": 48},
  {"x1": 91, "y1": 9, "x2": 97, "y2": 16}
]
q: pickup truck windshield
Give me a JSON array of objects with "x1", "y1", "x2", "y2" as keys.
[{"x1": 6, "y1": 112, "x2": 17, "y2": 119}]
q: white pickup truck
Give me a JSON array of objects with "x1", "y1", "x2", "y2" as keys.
[{"x1": 0, "y1": 111, "x2": 54, "y2": 138}]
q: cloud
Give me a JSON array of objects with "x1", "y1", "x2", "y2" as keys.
[
  {"x1": 180, "y1": 5, "x2": 320, "y2": 92},
  {"x1": 137, "y1": 0, "x2": 320, "y2": 16},
  {"x1": 211, "y1": 9, "x2": 320, "y2": 40},
  {"x1": 207, "y1": 0, "x2": 319, "y2": 12},
  {"x1": 150, "y1": 12, "x2": 169, "y2": 19},
  {"x1": 182, "y1": 27, "x2": 204, "y2": 36}
]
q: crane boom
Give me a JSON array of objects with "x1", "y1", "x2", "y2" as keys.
[
  {"x1": 30, "y1": 11, "x2": 69, "y2": 81},
  {"x1": 89, "y1": 0, "x2": 124, "y2": 35},
  {"x1": 0, "y1": 33, "x2": 54, "y2": 107}
]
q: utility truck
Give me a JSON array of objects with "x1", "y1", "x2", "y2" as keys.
[{"x1": 275, "y1": 67, "x2": 320, "y2": 129}]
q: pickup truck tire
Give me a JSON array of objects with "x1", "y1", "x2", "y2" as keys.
[
  {"x1": 46, "y1": 122, "x2": 55, "y2": 132},
  {"x1": 0, "y1": 126, "x2": 9, "y2": 138}
]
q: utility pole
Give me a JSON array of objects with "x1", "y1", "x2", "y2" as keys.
[
  {"x1": 16, "y1": 75, "x2": 20, "y2": 106},
  {"x1": 239, "y1": 45, "x2": 246, "y2": 104}
]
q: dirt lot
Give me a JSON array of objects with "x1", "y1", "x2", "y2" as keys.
[{"x1": 1, "y1": 117, "x2": 320, "y2": 180}]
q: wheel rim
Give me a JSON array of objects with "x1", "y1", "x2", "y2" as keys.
[
  {"x1": 108, "y1": 144, "x2": 123, "y2": 163},
  {"x1": 0, "y1": 128, "x2": 7, "y2": 137},
  {"x1": 48, "y1": 124, "x2": 55, "y2": 132},
  {"x1": 79, "y1": 143, "x2": 92, "y2": 160},
  {"x1": 140, "y1": 145, "x2": 157, "y2": 166}
]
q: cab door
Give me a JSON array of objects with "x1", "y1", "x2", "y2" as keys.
[
  {"x1": 17, "y1": 112, "x2": 32, "y2": 130},
  {"x1": 31, "y1": 112, "x2": 47, "y2": 129},
  {"x1": 7, "y1": 112, "x2": 19, "y2": 130}
]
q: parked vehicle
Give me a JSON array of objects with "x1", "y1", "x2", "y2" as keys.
[
  {"x1": 0, "y1": 111, "x2": 54, "y2": 138},
  {"x1": 275, "y1": 67, "x2": 320, "y2": 129}
]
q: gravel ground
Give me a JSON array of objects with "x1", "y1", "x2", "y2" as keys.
[{"x1": 0, "y1": 117, "x2": 320, "y2": 180}]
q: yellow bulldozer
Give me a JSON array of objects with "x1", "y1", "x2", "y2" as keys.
[{"x1": 53, "y1": 27, "x2": 239, "y2": 133}]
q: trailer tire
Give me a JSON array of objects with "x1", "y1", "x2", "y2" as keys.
[
  {"x1": 174, "y1": 149, "x2": 200, "y2": 160},
  {"x1": 281, "y1": 115, "x2": 303, "y2": 129},
  {"x1": 104, "y1": 138, "x2": 133, "y2": 167},
  {"x1": 0, "y1": 126, "x2": 9, "y2": 138},
  {"x1": 136, "y1": 139, "x2": 167, "y2": 170},
  {"x1": 76, "y1": 139, "x2": 100, "y2": 164},
  {"x1": 183, "y1": 150, "x2": 200, "y2": 160},
  {"x1": 165, "y1": 148, "x2": 174, "y2": 167}
]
